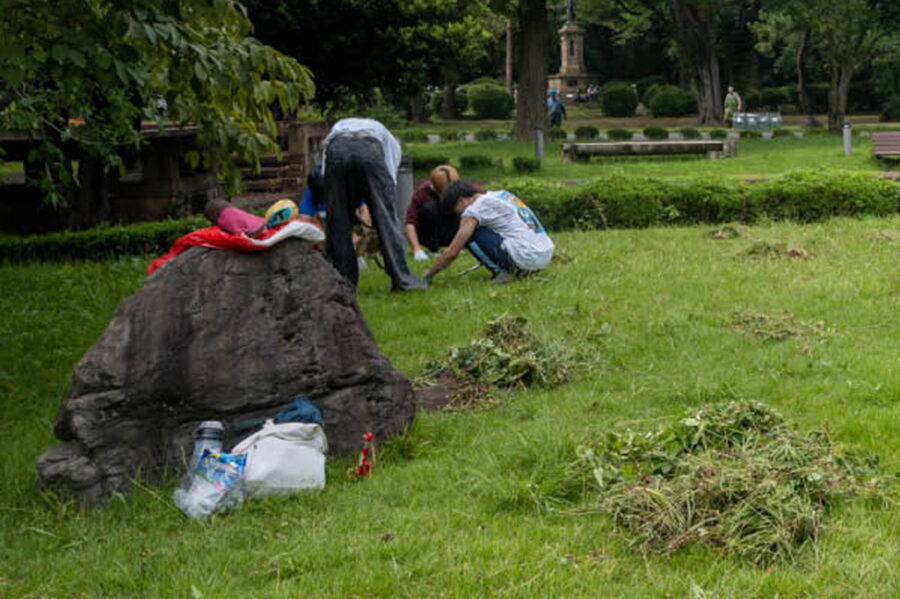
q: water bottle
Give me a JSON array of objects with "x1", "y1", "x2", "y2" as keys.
[{"x1": 189, "y1": 421, "x2": 225, "y2": 470}]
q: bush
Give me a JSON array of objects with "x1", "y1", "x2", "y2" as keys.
[
  {"x1": 512, "y1": 156, "x2": 541, "y2": 173},
  {"x1": 467, "y1": 84, "x2": 512, "y2": 119},
  {"x1": 600, "y1": 82, "x2": 639, "y2": 117},
  {"x1": 636, "y1": 76, "x2": 665, "y2": 101},
  {"x1": 459, "y1": 154, "x2": 494, "y2": 169},
  {"x1": 398, "y1": 130, "x2": 429, "y2": 143},
  {"x1": 607, "y1": 129, "x2": 633, "y2": 141},
  {"x1": 441, "y1": 130, "x2": 460, "y2": 142},
  {"x1": 575, "y1": 126, "x2": 600, "y2": 140},
  {"x1": 881, "y1": 94, "x2": 900, "y2": 122},
  {"x1": 5, "y1": 171, "x2": 898, "y2": 265},
  {"x1": 759, "y1": 87, "x2": 792, "y2": 110},
  {"x1": 430, "y1": 89, "x2": 467, "y2": 118},
  {"x1": 643, "y1": 127, "x2": 669, "y2": 141},
  {"x1": 679, "y1": 128, "x2": 701, "y2": 140},
  {"x1": 709, "y1": 129, "x2": 728, "y2": 140},
  {"x1": 771, "y1": 129, "x2": 794, "y2": 139},
  {"x1": 648, "y1": 85, "x2": 696, "y2": 117},
  {"x1": 411, "y1": 154, "x2": 450, "y2": 172},
  {"x1": 549, "y1": 129, "x2": 568, "y2": 140},
  {"x1": 475, "y1": 129, "x2": 498, "y2": 141},
  {"x1": 740, "y1": 130, "x2": 763, "y2": 139}
]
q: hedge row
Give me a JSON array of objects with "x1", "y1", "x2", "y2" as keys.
[
  {"x1": 2, "y1": 171, "x2": 898, "y2": 263},
  {"x1": 0, "y1": 217, "x2": 206, "y2": 263},
  {"x1": 496, "y1": 170, "x2": 900, "y2": 231}
]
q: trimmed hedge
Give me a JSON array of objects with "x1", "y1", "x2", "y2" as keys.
[
  {"x1": 0, "y1": 217, "x2": 206, "y2": 263},
  {"x1": 512, "y1": 157, "x2": 540, "y2": 173},
  {"x1": 467, "y1": 84, "x2": 512, "y2": 119},
  {"x1": 411, "y1": 155, "x2": 450, "y2": 172},
  {"x1": 475, "y1": 129, "x2": 498, "y2": 141},
  {"x1": 459, "y1": 155, "x2": 494, "y2": 169},
  {"x1": 680, "y1": 128, "x2": 702, "y2": 140},
  {"x1": 575, "y1": 126, "x2": 600, "y2": 140},
  {"x1": 494, "y1": 170, "x2": 900, "y2": 232},
  {"x1": 549, "y1": 129, "x2": 568, "y2": 140},
  {"x1": 607, "y1": 129, "x2": 634, "y2": 141},
  {"x1": 4, "y1": 171, "x2": 898, "y2": 264},
  {"x1": 649, "y1": 86, "x2": 696, "y2": 117},
  {"x1": 643, "y1": 127, "x2": 669, "y2": 140}
]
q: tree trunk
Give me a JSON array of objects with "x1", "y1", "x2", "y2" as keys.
[
  {"x1": 70, "y1": 152, "x2": 116, "y2": 229},
  {"x1": 505, "y1": 19, "x2": 514, "y2": 97},
  {"x1": 794, "y1": 32, "x2": 821, "y2": 128},
  {"x1": 441, "y1": 83, "x2": 456, "y2": 120},
  {"x1": 672, "y1": 0, "x2": 722, "y2": 126},
  {"x1": 513, "y1": 0, "x2": 547, "y2": 141},
  {"x1": 409, "y1": 94, "x2": 427, "y2": 123},
  {"x1": 827, "y1": 61, "x2": 854, "y2": 131}
]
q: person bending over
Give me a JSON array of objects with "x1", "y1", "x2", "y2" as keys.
[
  {"x1": 405, "y1": 164, "x2": 461, "y2": 261},
  {"x1": 424, "y1": 181, "x2": 554, "y2": 284},
  {"x1": 322, "y1": 118, "x2": 425, "y2": 291}
]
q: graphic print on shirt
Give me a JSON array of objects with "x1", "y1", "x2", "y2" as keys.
[{"x1": 495, "y1": 191, "x2": 545, "y2": 234}]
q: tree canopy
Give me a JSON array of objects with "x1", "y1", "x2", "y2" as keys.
[{"x1": 0, "y1": 0, "x2": 314, "y2": 207}]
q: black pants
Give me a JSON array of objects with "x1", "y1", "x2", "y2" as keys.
[
  {"x1": 324, "y1": 135, "x2": 424, "y2": 290},
  {"x1": 415, "y1": 199, "x2": 459, "y2": 253}
]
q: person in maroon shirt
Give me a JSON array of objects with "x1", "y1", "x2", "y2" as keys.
[{"x1": 405, "y1": 165, "x2": 461, "y2": 260}]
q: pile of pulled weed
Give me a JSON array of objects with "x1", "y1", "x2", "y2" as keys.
[
  {"x1": 577, "y1": 401, "x2": 888, "y2": 565},
  {"x1": 732, "y1": 309, "x2": 834, "y2": 344},
  {"x1": 743, "y1": 241, "x2": 810, "y2": 259},
  {"x1": 419, "y1": 315, "x2": 570, "y2": 410}
]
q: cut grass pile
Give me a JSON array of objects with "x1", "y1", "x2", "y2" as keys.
[
  {"x1": 577, "y1": 401, "x2": 889, "y2": 565},
  {"x1": 731, "y1": 309, "x2": 836, "y2": 344},
  {"x1": 419, "y1": 315, "x2": 571, "y2": 409}
]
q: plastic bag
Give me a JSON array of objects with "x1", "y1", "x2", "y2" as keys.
[
  {"x1": 231, "y1": 419, "x2": 327, "y2": 497},
  {"x1": 173, "y1": 450, "x2": 247, "y2": 518}
]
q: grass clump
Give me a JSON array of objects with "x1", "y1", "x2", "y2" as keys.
[
  {"x1": 420, "y1": 315, "x2": 570, "y2": 409},
  {"x1": 576, "y1": 401, "x2": 887, "y2": 565},
  {"x1": 742, "y1": 241, "x2": 810, "y2": 259},
  {"x1": 731, "y1": 309, "x2": 835, "y2": 344}
]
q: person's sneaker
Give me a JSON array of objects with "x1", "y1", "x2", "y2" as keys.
[{"x1": 490, "y1": 271, "x2": 514, "y2": 284}]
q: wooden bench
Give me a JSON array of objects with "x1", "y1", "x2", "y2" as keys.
[
  {"x1": 871, "y1": 132, "x2": 900, "y2": 158},
  {"x1": 561, "y1": 139, "x2": 738, "y2": 162}
]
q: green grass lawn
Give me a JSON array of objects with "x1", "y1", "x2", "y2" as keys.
[
  {"x1": 406, "y1": 133, "x2": 891, "y2": 184},
  {"x1": 3, "y1": 217, "x2": 900, "y2": 596}
]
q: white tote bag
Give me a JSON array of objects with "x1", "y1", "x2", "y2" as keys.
[{"x1": 231, "y1": 419, "x2": 327, "y2": 497}]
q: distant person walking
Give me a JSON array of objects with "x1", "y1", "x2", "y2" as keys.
[
  {"x1": 724, "y1": 85, "x2": 743, "y2": 126},
  {"x1": 322, "y1": 118, "x2": 425, "y2": 291},
  {"x1": 548, "y1": 89, "x2": 566, "y2": 128}
]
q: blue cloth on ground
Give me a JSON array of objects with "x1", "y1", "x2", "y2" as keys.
[{"x1": 275, "y1": 398, "x2": 323, "y2": 426}]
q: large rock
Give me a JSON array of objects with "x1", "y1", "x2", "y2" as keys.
[{"x1": 36, "y1": 240, "x2": 415, "y2": 504}]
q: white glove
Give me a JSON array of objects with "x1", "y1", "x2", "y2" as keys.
[{"x1": 413, "y1": 249, "x2": 429, "y2": 261}]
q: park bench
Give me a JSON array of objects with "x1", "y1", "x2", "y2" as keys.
[
  {"x1": 871, "y1": 132, "x2": 900, "y2": 158},
  {"x1": 561, "y1": 139, "x2": 738, "y2": 162}
]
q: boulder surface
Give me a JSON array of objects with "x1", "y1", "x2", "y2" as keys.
[{"x1": 36, "y1": 240, "x2": 415, "y2": 504}]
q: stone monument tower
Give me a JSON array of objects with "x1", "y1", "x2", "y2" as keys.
[{"x1": 548, "y1": 0, "x2": 597, "y2": 98}]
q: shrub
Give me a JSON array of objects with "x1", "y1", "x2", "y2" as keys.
[
  {"x1": 575, "y1": 126, "x2": 600, "y2": 140},
  {"x1": 679, "y1": 128, "x2": 701, "y2": 140},
  {"x1": 411, "y1": 154, "x2": 450, "y2": 172},
  {"x1": 430, "y1": 89, "x2": 467, "y2": 118},
  {"x1": 441, "y1": 130, "x2": 460, "y2": 142},
  {"x1": 467, "y1": 84, "x2": 512, "y2": 119},
  {"x1": 549, "y1": 128, "x2": 568, "y2": 140},
  {"x1": 771, "y1": 129, "x2": 794, "y2": 138},
  {"x1": 600, "y1": 82, "x2": 639, "y2": 117},
  {"x1": 607, "y1": 129, "x2": 633, "y2": 141},
  {"x1": 642, "y1": 83, "x2": 663, "y2": 107},
  {"x1": 475, "y1": 129, "x2": 498, "y2": 141},
  {"x1": 759, "y1": 86, "x2": 792, "y2": 110},
  {"x1": 512, "y1": 156, "x2": 540, "y2": 173},
  {"x1": 459, "y1": 154, "x2": 494, "y2": 169},
  {"x1": 709, "y1": 129, "x2": 728, "y2": 140},
  {"x1": 648, "y1": 85, "x2": 696, "y2": 117},
  {"x1": 881, "y1": 95, "x2": 900, "y2": 122},
  {"x1": 398, "y1": 130, "x2": 429, "y2": 143},
  {"x1": 636, "y1": 76, "x2": 665, "y2": 100},
  {"x1": 740, "y1": 130, "x2": 763, "y2": 139},
  {"x1": 643, "y1": 127, "x2": 669, "y2": 140}
]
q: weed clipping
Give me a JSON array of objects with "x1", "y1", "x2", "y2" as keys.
[
  {"x1": 576, "y1": 401, "x2": 890, "y2": 565},
  {"x1": 419, "y1": 315, "x2": 571, "y2": 410}
]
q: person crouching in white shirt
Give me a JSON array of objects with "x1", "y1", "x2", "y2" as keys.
[{"x1": 424, "y1": 181, "x2": 554, "y2": 285}]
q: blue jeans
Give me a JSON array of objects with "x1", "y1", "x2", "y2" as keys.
[{"x1": 467, "y1": 228, "x2": 515, "y2": 275}]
